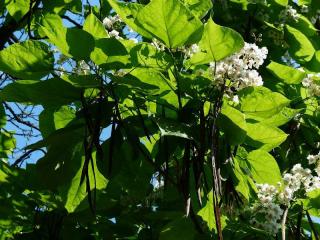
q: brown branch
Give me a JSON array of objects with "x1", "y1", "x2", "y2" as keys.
[
  {"x1": 0, "y1": 0, "x2": 41, "y2": 50},
  {"x1": 61, "y1": 15, "x2": 82, "y2": 28},
  {"x1": 3, "y1": 102, "x2": 40, "y2": 131}
]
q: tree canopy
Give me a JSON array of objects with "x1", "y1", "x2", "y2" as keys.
[{"x1": 0, "y1": 0, "x2": 320, "y2": 239}]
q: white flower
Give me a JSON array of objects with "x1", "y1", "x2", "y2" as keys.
[
  {"x1": 109, "y1": 30, "x2": 122, "y2": 40},
  {"x1": 302, "y1": 74, "x2": 320, "y2": 97},
  {"x1": 103, "y1": 17, "x2": 113, "y2": 29},
  {"x1": 307, "y1": 153, "x2": 320, "y2": 165},
  {"x1": 183, "y1": 44, "x2": 200, "y2": 58},
  {"x1": 102, "y1": 14, "x2": 122, "y2": 29},
  {"x1": 209, "y1": 42, "x2": 267, "y2": 89},
  {"x1": 279, "y1": 6, "x2": 299, "y2": 23},
  {"x1": 232, "y1": 95, "x2": 239, "y2": 104}
]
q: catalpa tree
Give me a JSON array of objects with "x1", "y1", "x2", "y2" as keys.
[{"x1": 0, "y1": 0, "x2": 320, "y2": 239}]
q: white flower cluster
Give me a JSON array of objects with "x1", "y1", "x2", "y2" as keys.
[
  {"x1": 109, "y1": 29, "x2": 123, "y2": 40},
  {"x1": 307, "y1": 152, "x2": 320, "y2": 176},
  {"x1": 279, "y1": 164, "x2": 320, "y2": 204},
  {"x1": 181, "y1": 44, "x2": 200, "y2": 58},
  {"x1": 102, "y1": 15, "x2": 124, "y2": 40},
  {"x1": 250, "y1": 184, "x2": 283, "y2": 236},
  {"x1": 209, "y1": 42, "x2": 268, "y2": 89},
  {"x1": 249, "y1": 161, "x2": 320, "y2": 235},
  {"x1": 279, "y1": 6, "x2": 299, "y2": 23},
  {"x1": 250, "y1": 196, "x2": 283, "y2": 236},
  {"x1": 103, "y1": 14, "x2": 121, "y2": 29},
  {"x1": 302, "y1": 73, "x2": 320, "y2": 97}
]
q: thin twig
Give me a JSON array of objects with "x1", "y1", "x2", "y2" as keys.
[{"x1": 282, "y1": 207, "x2": 289, "y2": 240}]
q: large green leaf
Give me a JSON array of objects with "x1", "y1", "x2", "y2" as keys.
[
  {"x1": 197, "y1": 190, "x2": 228, "y2": 232},
  {"x1": 130, "y1": 43, "x2": 173, "y2": 70},
  {"x1": 39, "y1": 106, "x2": 76, "y2": 137},
  {"x1": 181, "y1": 0, "x2": 212, "y2": 18},
  {"x1": 0, "y1": 40, "x2": 53, "y2": 79},
  {"x1": 5, "y1": 0, "x2": 30, "y2": 21},
  {"x1": 90, "y1": 38, "x2": 129, "y2": 68},
  {"x1": 108, "y1": 0, "x2": 152, "y2": 38},
  {"x1": 0, "y1": 78, "x2": 81, "y2": 106},
  {"x1": 305, "y1": 50, "x2": 320, "y2": 72},
  {"x1": 64, "y1": 151, "x2": 108, "y2": 213},
  {"x1": 0, "y1": 131, "x2": 16, "y2": 159},
  {"x1": 61, "y1": 74, "x2": 101, "y2": 88},
  {"x1": 262, "y1": 107, "x2": 299, "y2": 127},
  {"x1": 246, "y1": 150, "x2": 282, "y2": 185},
  {"x1": 218, "y1": 104, "x2": 247, "y2": 145},
  {"x1": 266, "y1": 61, "x2": 306, "y2": 84},
  {"x1": 160, "y1": 217, "x2": 196, "y2": 240},
  {"x1": 135, "y1": 0, "x2": 203, "y2": 48},
  {"x1": 42, "y1": 0, "x2": 82, "y2": 13},
  {"x1": 232, "y1": 155, "x2": 256, "y2": 200},
  {"x1": 245, "y1": 122, "x2": 288, "y2": 151},
  {"x1": 83, "y1": 13, "x2": 109, "y2": 39},
  {"x1": 285, "y1": 25, "x2": 315, "y2": 63},
  {"x1": 198, "y1": 191, "x2": 215, "y2": 232},
  {"x1": 190, "y1": 19, "x2": 244, "y2": 65},
  {"x1": 239, "y1": 86, "x2": 290, "y2": 121},
  {"x1": 40, "y1": 14, "x2": 94, "y2": 60},
  {"x1": 156, "y1": 118, "x2": 196, "y2": 141}
]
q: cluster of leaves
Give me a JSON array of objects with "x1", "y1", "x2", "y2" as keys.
[{"x1": 0, "y1": 0, "x2": 320, "y2": 239}]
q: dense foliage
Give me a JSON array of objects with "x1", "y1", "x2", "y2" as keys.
[{"x1": 1, "y1": 0, "x2": 320, "y2": 239}]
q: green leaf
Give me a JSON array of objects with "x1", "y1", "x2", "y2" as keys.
[
  {"x1": 5, "y1": 0, "x2": 30, "y2": 21},
  {"x1": 108, "y1": 0, "x2": 153, "y2": 38},
  {"x1": 272, "y1": 0, "x2": 288, "y2": 6},
  {"x1": 305, "y1": 50, "x2": 320, "y2": 73},
  {"x1": 129, "y1": 68, "x2": 172, "y2": 94},
  {"x1": 190, "y1": 19, "x2": 244, "y2": 65},
  {"x1": 239, "y1": 86, "x2": 290, "y2": 121},
  {"x1": 42, "y1": 0, "x2": 82, "y2": 13},
  {"x1": 247, "y1": 150, "x2": 282, "y2": 185},
  {"x1": 262, "y1": 107, "x2": 299, "y2": 127},
  {"x1": 232, "y1": 156, "x2": 256, "y2": 200},
  {"x1": 0, "y1": 104, "x2": 6, "y2": 129},
  {"x1": 156, "y1": 118, "x2": 195, "y2": 140},
  {"x1": 198, "y1": 190, "x2": 228, "y2": 232},
  {"x1": 61, "y1": 74, "x2": 101, "y2": 88},
  {"x1": 90, "y1": 38, "x2": 129, "y2": 67},
  {"x1": 0, "y1": 131, "x2": 16, "y2": 159},
  {"x1": 181, "y1": 0, "x2": 212, "y2": 18},
  {"x1": 290, "y1": 15, "x2": 318, "y2": 37},
  {"x1": 40, "y1": 14, "x2": 94, "y2": 60},
  {"x1": 218, "y1": 104, "x2": 247, "y2": 145},
  {"x1": 135, "y1": 0, "x2": 203, "y2": 48},
  {"x1": 160, "y1": 217, "x2": 196, "y2": 240},
  {"x1": 245, "y1": 122, "x2": 288, "y2": 151},
  {"x1": 266, "y1": 61, "x2": 306, "y2": 84},
  {"x1": 0, "y1": 40, "x2": 53, "y2": 79},
  {"x1": 285, "y1": 25, "x2": 315, "y2": 63},
  {"x1": 39, "y1": 106, "x2": 76, "y2": 138},
  {"x1": 130, "y1": 43, "x2": 173, "y2": 69},
  {"x1": 64, "y1": 152, "x2": 108, "y2": 213},
  {"x1": 111, "y1": 68, "x2": 172, "y2": 95},
  {"x1": 83, "y1": 13, "x2": 109, "y2": 39},
  {"x1": 0, "y1": 78, "x2": 81, "y2": 106}
]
